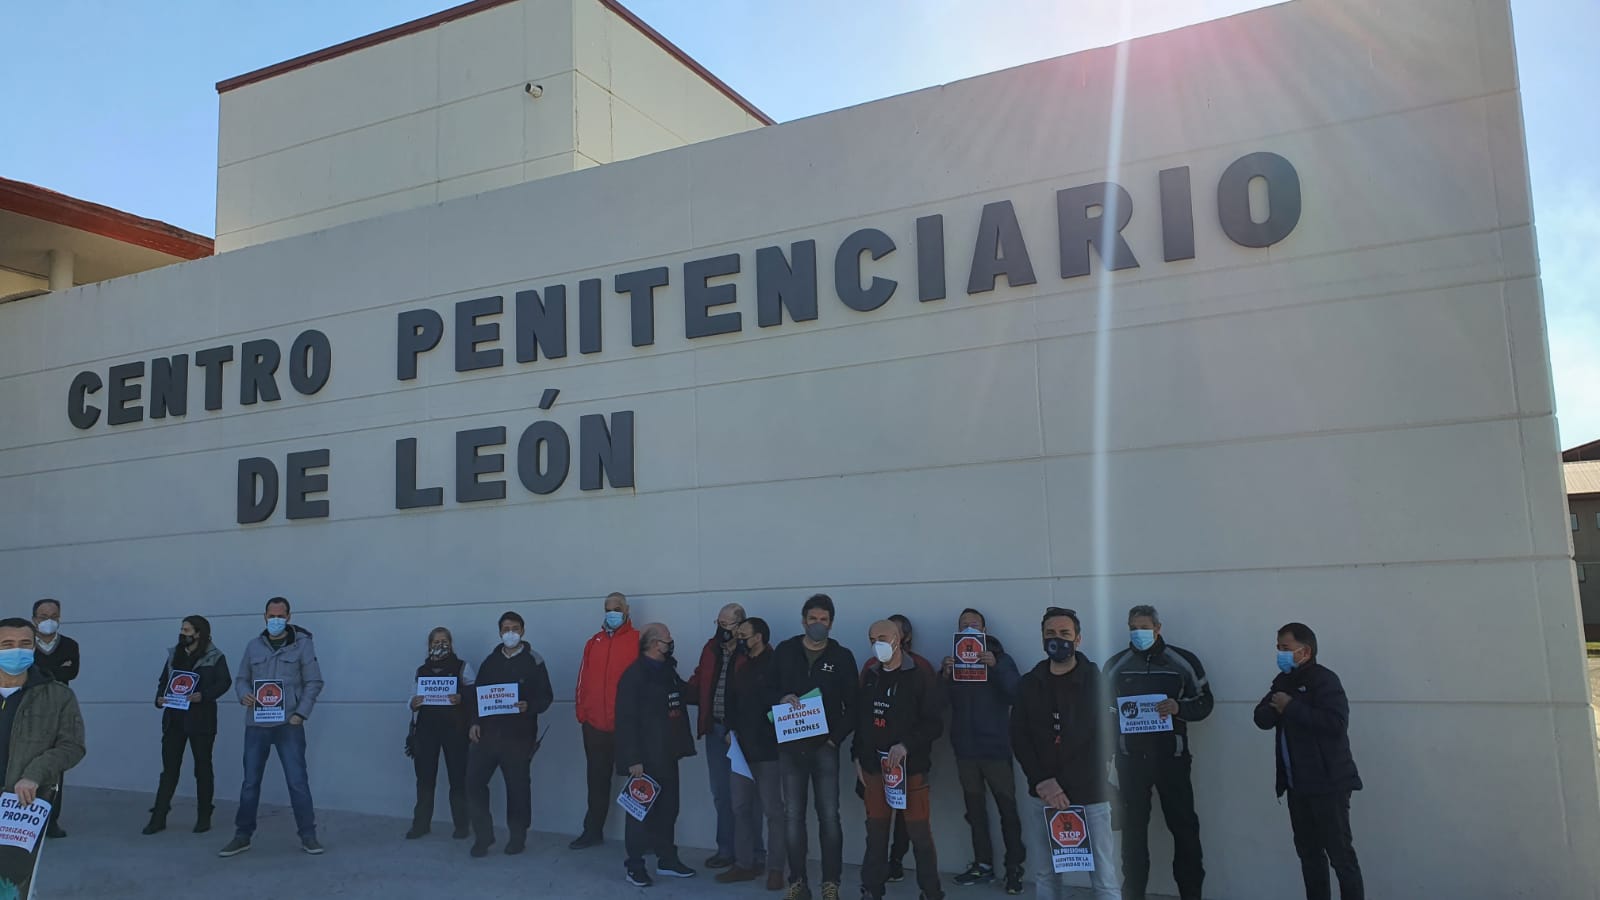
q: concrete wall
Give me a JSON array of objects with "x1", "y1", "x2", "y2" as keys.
[
  {"x1": 5, "y1": 0, "x2": 1597, "y2": 896},
  {"x1": 215, "y1": 0, "x2": 763, "y2": 251}
]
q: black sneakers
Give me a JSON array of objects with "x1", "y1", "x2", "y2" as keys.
[
  {"x1": 954, "y1": 862, "x2": 994, "y2": 886},
  {"x1": 505, "y1": 832, "x2": 527, "y2": 855},
  {"x1": 570, "y1": 831, "x2": 603, "y2": 850},
  {"x1": 1004, "y1": 869, "x2": 1024, "y2": 894},
  {"x1": 626, "y1": 864, "x2": 653, "y2": 887},
  {"x1": 886, "y1": 861, "x2": 906, "y2": 883},
  {"x1": 301, "y1": 837, "x2": 325, "y2": 855},
  {"x1": 657, "y1": 859, "x2": 697, "y2": 878}
]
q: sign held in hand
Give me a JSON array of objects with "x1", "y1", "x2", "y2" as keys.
[
  {"x1": 1117, "y1": 694, "x2": 1174, "y2": 734},
  {"x1": 1045, "y1": 805, "x2": 1095, "y2": 873},
  {"x1": 476, "y1": 682, "x2": 520, "y2": 717},
  {"x1": 952, "y1": 632, "x2": 988, "y2": 682},
  {"x1": 617, "y1": 773, "x2": 661, "y2": 822},
  {"x1": 253, "y1": 680, "x2": 286, "y2": 723},
  {"x1": 416, "y1": 676, "x2": 457, "y2": 707},
  {"x1": 163, "y1": 670, "x2": 199, "y2": 711}
]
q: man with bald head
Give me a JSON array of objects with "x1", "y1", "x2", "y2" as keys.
[
  {"x1": 854, "y1": 618, "x2": 945, "y2": 900},
  {"x1": 616, "y1": 623, "x2": 697, "y2": 886},
  {"x1": 571, "y1": 591, "x2": 639, "y2": 850},
  {"x1": 686, "y1": 601, "x2": 755, "y2": 869}
]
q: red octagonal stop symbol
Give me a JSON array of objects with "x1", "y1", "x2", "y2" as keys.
[{"x1": 1050, "y1": 810, "x2": 1087, "y2": 848}]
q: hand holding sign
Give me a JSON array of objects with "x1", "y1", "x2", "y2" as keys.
[
  {"x1": 164, "y1": 670, "x2": 200, "y2": 711},
  {"x1": 952, "y1": 633, "x2": 988, "y2": 682},
  {"x1": 617, "y1": 773, "x2": 660, "y2": 821},
  {"x1": 253, "y1": 680, "x2": 286, "y2": 723},
  {"x1": 1045, "y1": 806, "x2": 1095, "y2": 873}
]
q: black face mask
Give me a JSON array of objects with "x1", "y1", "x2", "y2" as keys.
[
  {"x1": 178, "y1": 633, "x2": 195, "y2": 647},
  {"x1": 1044, "y1": 638, "x2": 1075, "y2": 663},
  {"x1": 717, "y1": 627, "x2": 735, "y2": 643},
  {"x1": 663, "y1": 640, "x2": 676, "y2": 658}
]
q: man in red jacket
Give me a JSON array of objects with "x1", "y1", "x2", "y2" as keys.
[{"x1": 570, "y1": 592, "x2": 639, "y2": 849}]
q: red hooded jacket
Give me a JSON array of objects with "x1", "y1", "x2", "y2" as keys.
[
  {"x1": 686, "y1": 635, "x2": 747, "y2": 738},
  {"x1": 575, "y1": 620, "x2": 640, "y2": 732}
]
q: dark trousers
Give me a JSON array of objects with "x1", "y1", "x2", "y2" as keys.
[
  {"x1": 861, "y1": 773, "x2": 942, "y2": 900},
  {"x1": 781, "y1": 742, "x2": 843, "y2": 885},
  {"x1": 467, "y1": 734, "x2": 533, "y2": 845},
  {"x1": 411, "y1": 722, "x2": 469, "y2": 831},
  {"x1": 625, "y1": 764, "x2": 682, "y2": 868},
  {"x1": 957, "y1": 757, "x2": 1024, "y2": 874},
  {"x1": 581, "y1": 723, "x2": 616, "y2": 836},
  {"x1": 153, "y1": 729, "x2": 216, "y2": 814},
  {"x1": 1117, "y1": 754, "x2": 1204, "y2": 900},
  {"x1": 1287, "y1": 790, "x2": 1364, "y2": 900},
  {"x1": 859, "y1": 810, "x2": 910, "y2": 867}
]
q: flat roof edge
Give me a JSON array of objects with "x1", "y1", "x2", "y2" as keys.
[{"x1": 214, "y1": 0, "x2": 775, "y2": 126}]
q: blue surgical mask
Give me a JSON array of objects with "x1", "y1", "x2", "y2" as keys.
[
  {"x1": 604, "y1": 611, "x2": 625, "y2": 631},
  {"x1": 1130, "y1": 629, "x2": 1156, "y2": 651},
  {"x1": 266, "y1": 617, "x2": 288, "y2": 637},
  {"x1": 0, "y1": 649, "x2": 34, "y2": 676},
  {"x1": 1276, "y1": 650, "x2": 1298, "y2": 674},
  {"x1": 1044, "y1": 638, "x2": 1075, "y2": 663}
]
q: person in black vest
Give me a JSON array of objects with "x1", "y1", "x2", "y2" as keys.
[
  {"x1": 615, "y1": 622, "x2": 697, "y2": 887},
  {"x1": 31, "y1": 598, "x2": 77, "y2": 838},
  {"x1": 1103, "y1": 604, "x2": 1214, "y2": 900},
  {"x1": 406, "y1": 627, "x2": 476, "y2": 840},
  {"x1": 465, "y1": 611, "x2": 553, "y2": 858},
  {"x1": 1254, "y1": 622, "x2": 1363, "y2": 900},
  {"x1": 144, "y1": 615, "x2": 231, "y2": 835}
]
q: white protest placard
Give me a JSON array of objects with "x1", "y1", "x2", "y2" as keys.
[
  {"x1": 163, "y1": 669, "x2": 199, "y2": 711},
  {"x1": 253, "y1": 680, "x2": 286, "y2": 724},
  {"x1": 728, "y1": 733, "x2": 753, "y2": 779},
  {"x1": 1116, "y1": 694, "x2": 1174, "y2": 734},
  {"x1": 1046, "y1": 806, "x2": 1095, "y2": 873},
  {"x1": 772, "y1": 691, "x2": 828, "y2": 744},
  {"x1": 0, "y1": 794, "x2": 51, "y2": 853},
  {"x1": 616, "y1": 774, "x2": 661, "y2": 822},
  {"x1": 952, "y1": 632, "x2": 988, "y2": 683},
  {"x1": 476, "y1": 682, "x2": 520, "y2": 717},
  {"x1": 879, "y1": 751, "x2": 907, "y2": 810},
  {"x1": 416, "y1": 676, "x2": 457, "y2": 707}
]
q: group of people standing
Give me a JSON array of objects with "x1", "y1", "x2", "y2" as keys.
[{"x1": 79, "y1": 590, "x2": 1364, "y2": 900}]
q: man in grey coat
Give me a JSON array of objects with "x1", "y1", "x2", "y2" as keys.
[{"x1": 218, "y1": 596, "x2": 326, "y2": 857}]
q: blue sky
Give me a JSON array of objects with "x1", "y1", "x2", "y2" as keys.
[{"x1": 3, "y1": 0, "x2": 1594, "y2": 445}]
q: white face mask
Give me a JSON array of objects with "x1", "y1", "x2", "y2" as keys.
[
  {"x1": 960, "y1": 625, "x2": 982, "y2": 634},
  {"x1": 501, "y1": 631, "x2": 522, "y2": 648},
  {"x1": 36, "y1": 620, "x2": 59, "y2": 636},
  {"x1": 873, "y1": 640, "x2": 895, "y2": 663}
]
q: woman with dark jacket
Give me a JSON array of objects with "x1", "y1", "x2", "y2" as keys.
[
  {"x1": 144, "y1": 615, "x2": 231, "y2": 834},
  {"x1": 407, "y1": 626, "x2": 476, "y2": 840}
]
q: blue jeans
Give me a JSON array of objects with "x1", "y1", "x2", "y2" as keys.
[
  {"x1": 235, "y1": 724, "x2": 316, "y2": 840},
  {"x1": 780, "y1": 741, "x2": 843, "y2": 885},
  {"x1": 707, "y1": 723, "x2": 760, "y2": 859}
]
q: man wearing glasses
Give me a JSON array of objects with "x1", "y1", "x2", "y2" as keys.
[
  {"x1": 685, "y1": 602, "x2": 756, "y2": 870},
  {"x1": 1011, "y1": 607, "x2": 1121, "y2": 899}
]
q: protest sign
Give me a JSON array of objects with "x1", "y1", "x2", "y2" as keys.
[
  {"x1": 253, "y1": 680, "x2": 286, "y2": 724},
  {"x1": 728, "y1": 733, "x2": 753, "y2": 779},
  {"x1": 0, "y1": 792, "x2": 49, "y2": 899},
  {"x1": 476, "y1": 682, "x2": 520, "y2": 717},
  {"x1": 1046, "y1": 806, "x2": 1095, "y2": 873},
  {"x1": 617, "y1": 774, "x2": 661, "y2": 822},
  {"x1": 416, "y1": 676, "x2": 457, "y2": 707},
  {"x1": 952, "y1": 632, "x2": 988, "y2": 683},
  {"x1": 163, "y1": 670, "x2": 199, "y2": 711},
  {"x1": 1116, "y1": 694, "x2": 1175, "y2": 734},
  {"x1": 771, "y1": 690, "x2": 827, "y2": 743},
  {"x1": 879, "y1": 751, "x2": 907, "y2": 810}
]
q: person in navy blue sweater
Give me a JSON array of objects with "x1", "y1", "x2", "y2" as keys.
[{"x1": 1254, "y1": 622, "x2": 1363, "y2": 900}]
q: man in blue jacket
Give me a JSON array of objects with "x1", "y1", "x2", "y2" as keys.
[
  {"x1": 1253, "y1": 622, "x2": 1363, "y2": 900},
  {"x1": 940, "y1": 608, "x2": 1024, "y2": 894}
]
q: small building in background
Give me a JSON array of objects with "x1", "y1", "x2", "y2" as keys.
[
  {"x1": 212, "y1": 0, "x2": 772, "y2": 251},
  {"x1": 0, "y1": 177, "x2": 212, "y2": 303},
  {"x1": 1564, "y1": 439, "x2": 1600, "y2": 639}
]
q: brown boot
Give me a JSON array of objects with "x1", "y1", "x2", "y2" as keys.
[
  {"x1": 766, "y1": 870, "x2": 787, "y2": 891},
  {"x1": 715, "y1": 866, "x2": 760, "y2": 884}
]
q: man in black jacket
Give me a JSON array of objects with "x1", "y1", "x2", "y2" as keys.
[
  {"x1": 1010, "y1": 607, "x2": 1120, "y2": 899},
  {"x1": 1253, "y1": 622, "x2": 1363, "y2": 900},
  {"x1": 615, "y1": 622, "x2": 698, "y2": 887},
  {"x1": 941, "y1": 607, "x2": 1025, "y2": 894},
  {"x1": 854, "y1": 619, "x2": 944, "y2": 900},
  {"x1": 772, "y1": 593, "x2": 858, "y2": 900},
  {"x1": 465, "y1": 611, "x2": 554, "y2": 858},
  {"x1": 1103, "y1": 604, "x2": 1213, "y2": 900},
  {"x1": 31, "y1": 598, "x2": 77, "y2": 838}
]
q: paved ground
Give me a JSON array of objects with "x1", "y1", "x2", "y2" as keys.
[{"x1": 37, "y1": 787, "x2": 1110, "y2": 900}]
